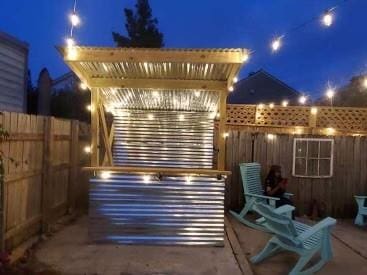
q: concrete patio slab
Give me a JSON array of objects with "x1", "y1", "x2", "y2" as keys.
[
  {"x1": 229, "y1": 215, "x2": 367, "y2": 275},
  {"x1": 30, "y1": 216, "x2": 243, "y2": 275}
]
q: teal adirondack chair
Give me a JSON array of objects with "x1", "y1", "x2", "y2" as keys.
[
  {"x1": 354, "y1": 195, "x2": 367, "y2": 226},
  {"x1": 251, "y1": 203, "x2": 337, "y2": 275},
  {"x1": 230, "y1": 162, "x2": 294, "y2": 231}
]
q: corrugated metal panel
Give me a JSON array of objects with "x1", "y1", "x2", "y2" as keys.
[
  {"x1": 102, "y1": 88, "x2": 219, "y2": 112},
  {"x1": 113, "y1": 110, "x2": 214, "y2": 168},
  {"x1": 89, "y1": 174, "x2": 225, "y2": 246}
]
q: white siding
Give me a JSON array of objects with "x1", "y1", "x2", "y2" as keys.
[{"x1": 0, "y1": 32, "x2": 28, "y2": 112}]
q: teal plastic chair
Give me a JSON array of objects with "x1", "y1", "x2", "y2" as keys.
[
  {"x1": 354, "y1": 195, "x2": 367, "y2": 226},
  {"x1": 251, "y1": 203, "x2": 337, "y2": 275},
  {"x1": 230, "y1": 162, "x2": 294, "y2": 231}
]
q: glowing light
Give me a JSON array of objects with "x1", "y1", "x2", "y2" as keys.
[
  {"x1": 148, "y1": 114, "x2": 154, "y2": 120},
  {"x1": 233, "y1": 76, "x2": 238, "y2": 83},
  {"x1": 223, "y1": 132, "x2": 229, "y2": 138},
  {"x1": 66, "y1": 46, "x2": 78, "y2": 60},
  {"x1": 363, "y1": 77, "x2": 367, "y2": 89},
  {"x1": 185, "y1": 176, "x2": 192, "y2": 184},
  {"x1": 70, "y1": 13, "x2": 80, "y2": 27},
  {"x1": 271, "y1": 37, "x2": 282, "y2": 52},
  {"x1": 100, "y1": 171, "x2": 111, "y2": 180},
  {"x1": 152, "y1": 91, "x2": 159, "y2": 98},
  {"x1": 209, "y1": 112, "x2": 216, "y2": 119},
  {"x1": 66, "y1": 37, "x2": 75, "y2": 47},
  {"x1": 322, "y1": 11, "x2": 333, "y2": 27},
  {"x1": 311, "y1": 107, "x2": 318, "y2": 115},
  {"x1": 258, "y1": 103, "x2": 264, "y2": 109},
  {"x1": 143, "y1": 175, "x2": 151, "y2": 183},
  {"x1": 294, "y1": 127, "x2": 303, "y2": 135},
  {"x1": 266, "y1": 134, "x2": 276, "y2": 140},
  {"x1": 194, "y1": 91, "x2": 200, "y2": 97},
  {"x1": 281, "y1": 100, "x2": 289, "y2": 107},
  {"x1": 299, "y1": 96, "x2": 307, "y2": 105},
  {"x1": 84, "y1": 146, "x2": 91, "y2": 154},
  {"x1": 228, "y1": 86, "x2": 234, "y2": 92},
  {"x1": 179, "y1": 114, "x2": 185, "y2": 121},
  {"x1": 326, "y1": 88, "x2": 335, "y2": 99},
  {"x1": 86, "y1": 104, "x2": 92, "y2": 112},
  {"x1": 269, "y1": 103, "x2": 275, "y2": 109},
  {"x1": 216, "y1": 112, "x2": 220, "y2": 119},
  {"x1": 326, "y1": 127, "x2": 336, "y2": 135},
  {"x1": 242, "y1": 52, "x2": 250, "y2": 62},
  {"x1": 79, "y1": 82, "x2": 88, "y2": 90}
]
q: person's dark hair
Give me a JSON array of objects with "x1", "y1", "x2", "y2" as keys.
[{"x1": 266, "y1": 165, "x2": 282, "y2": 181}]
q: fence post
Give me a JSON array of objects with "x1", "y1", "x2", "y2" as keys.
[
  {"x1": 68, "y1": 120, "x2": 79, "y2": 213},
  {"x1": 41, "y1": 116, "x2": 54, "y2": 233}
]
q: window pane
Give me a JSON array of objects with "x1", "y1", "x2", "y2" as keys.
[
  {"x1": 308, "y1": 141, "x2": 319, "y2": 158},
  {"x1": 307, "y1": 159, "x2": 319, "y2": 176},
  {"x1": 295, "y1": 158, "x2": 306, "y2": 175},
  {"x1": 320, "y1": 141, "x2": 332, "y2": 158},
  {"x1": 319, "y1": 159, "x2": 331, "y2": 176},
  {"x1": 295, "y1": 141, "x2": 307, "y2": 158}
]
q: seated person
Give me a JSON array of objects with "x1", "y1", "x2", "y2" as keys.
[{"x1": 264, "y1": 165, "x2": 293, "y2": 210}]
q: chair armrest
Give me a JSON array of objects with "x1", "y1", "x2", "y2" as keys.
[
  {"x1": 244, "y1": 193, "x2": 280, "y2": 201},
  {"x1": 354, "y1": 195, "x2": 367, "y2": 199},
  {"x1": 284, "y1": 192, "x2": 294, "y2": 197},
  {"x1": 256, "y1": 204, "x2": 295, "y2": 224},
  {"x1": 298, "y1": 217, "x2": 337, "y2": 242}
]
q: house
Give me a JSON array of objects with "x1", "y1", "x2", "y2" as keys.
[
  {"x1": 52, "y1": 71, "x2": 78, "y2": 92},
  {"x1": 0, "y1": 31, "x2": 29, "y2": 112},
  {"x1": 227, "y1": 69, "x2": 300, "y2": 105}
]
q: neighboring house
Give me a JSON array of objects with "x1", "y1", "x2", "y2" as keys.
[
  {"x1": 0, "y1": 31, "x2": 29, "y2": 112},
  {"x1": 227, "y1": 69, "x2": 300, "y2": 105},
  {"x1": 52, "y1": 71, "x2": 78, "y2": 92}
]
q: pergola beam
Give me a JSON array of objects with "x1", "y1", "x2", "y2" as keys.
[
  {"x1": 89, "y1": 78, "x2": 228, "y2": 91},
  {"x1": 62, "y1": 47, "x2": 248, "y2": 64}
]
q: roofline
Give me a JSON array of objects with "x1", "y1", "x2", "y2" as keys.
[
  {"x1": 0, "y1": 31, "x2": 29, "y2": 53},
  {"x1": 236, "y1": 69, "x2": 300, "y2": 95}
]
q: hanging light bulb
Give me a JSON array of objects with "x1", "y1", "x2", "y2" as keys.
[
  {"x1": 194, "y1": 91, "x2": 200, "y2": 98},
  {"x1": 242, "y1": 52, "x2": 250, "y2": 63},
  {"x1": 84, "y1": 146, "x2": 91, "y2": 153},
  {"x1": 223, "y1": 132, "x2": 229, "y2": 138},
  {"x1": 143, "y1": 175, "x2": 151, "y2": 183},
  {"x1": 266, "y1": 134, "x2": 276, "y2": 140},
  {"x1": 79, "y1": 82, "x2": 88, "y2": 90},
  {"x1": 86, "y1": 104, "x2": 92, "y2": 112},
  {"x1": 299, "y1": 96, "x2": 307, "y2": 105},
  {"x1": 363, "y1": 77, "x2": 367, "y2": 89},
  {"x1": 70, "y1": 12, "x2": 81, "y2": 27},
  {"x1": 258, "y1": 103, "x2": 264, "y2": 109},
  {"x1": 322, "y1": 11, "x2": 333, "y2": 27},
  {"x1": 100, "y1": 171, "x2": 111, "y2": 180},
  {"x1": 271, "y1": 36, "x2": 282, "y2": 52},
  {"x1": 228, "y1": 86, "x2": 234, "y2": 92},
  {"x1": 326, "y1": 88, "x2": 335, "y2": 99},
  {"x1": 269, "y1": 103, "x2": 275, "y2": 109},
  {"x1": 66, "y1": 37, "x2": 75, "y2": 47},
  {"x1": 233, "y1": 76, "x2": 238, "y2": 83},
  {"x1": 281, "y1": 100, "x2": 289, "y2": 107},
  {"x1": 311, "y1": 107, "x2": 318, "y2": 115}
]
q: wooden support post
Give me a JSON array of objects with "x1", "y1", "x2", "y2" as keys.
[
  {"x1": 68, "y1": 120, "x2": 79, "y2": 213},
  {"x1": 103, "y1": 122, "x2": 114, "y2": 166},
  {"x1": 217, "y1": 92, "x2": 227, "y2": 170},
  {"x1": 98, "y1": 104, "x2": 113, "y2": 166},
  {"x1": 91, "y1": 88, "x2": 100, "y2": 167},
  {"x1": 41, "y1": 117, "x2": 54, "y2": 233}
]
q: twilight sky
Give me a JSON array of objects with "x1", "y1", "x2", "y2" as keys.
[{"x1": 1, "y1": 0, "x2": 366, "y2": 98}]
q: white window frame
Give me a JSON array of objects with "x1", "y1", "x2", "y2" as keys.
[{"x1": 292, "y1": 138, "x2": 334, "y2": 178}]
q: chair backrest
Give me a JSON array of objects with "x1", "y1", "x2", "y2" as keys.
[
  {"x1": 253, "y1": 203, "x2": 300, "y2": 246},
  {"x1": 239, "y1": 162, "x2": 263, "y2": 195}
]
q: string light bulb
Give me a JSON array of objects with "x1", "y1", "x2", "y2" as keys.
[
  {"x1": 228, "y1": 86, "x2": 234, "y2": 92},
  {"x1": 66, "y1": 46, "x2": 78, "y2": 60},
  {"x1": 70, "y1": 12, "x2": 81, "y2": 27},
  {"x1": 311, "y1": 107, "x2": 318, "y2": 115},
  {"x1": 269, "y1": 103, "x2": 275, "y2": 109},
  {"x1": 66, "y1": 37, "x2": 75, "y2": 47},
  {"x1": 266, "y1": 134, "x2": 276, "y2": 140},
  {"x1": 258, "y1": 103, "x2": 264, "y2": 109},
  {"x1": 223, "y1": 132, "x2": 229, "y2": 138},
  {"x1": 299, "y1": 96, "x2": 307, "y2": 105},
  {"x1": 179, "y1": 114, "x2": 185, "y2": 121},
  {"x1": 326, "y1": 88, "x2": 335, "y2": 99},
  {"x1": 143, "y1": 175, "x2": 151, "y2": 183},
  {"x1": 84, "y1": 146, "x2": 91, "y2": 153},
  {"x1": 271, "y1": 36, "x2": 282, "y2": 52},
  {"x1": 148, "y1": 114, "x2": 154, "y2": 120},
  {"x1": 242, "y1": 52, "x2": 250, "y2": 63},
  {"x1": 322, "y1": 11, "x2": 333, "y2": 27},
  {"x1": 281, "y1": 100, "x2": 289, "y2": 107},
  {"x1": 363, "y1": 77, "x2": 367, "y2": 89},
  {"x1": 100, "y1": 171, "x2": 111, "y2": 180},
  {"x1": 86, "y1": 104, "x2": 92, "y2": 112},
  {"x1": 233, "y1": 76, "x2": 238, "y2": 83},
  {"x1": 194, "y1": 91, "x2": 200, "y2": 97},
  {"x1": 79, "y1": 82, "x2": 88, "y2": 90}
]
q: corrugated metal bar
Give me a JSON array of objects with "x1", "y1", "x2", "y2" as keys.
[
  {"x1": 89, "y1": 174, "x2": 225, "y2": 246},
  {"x1": 113, "y1": 110, "x2": 215, "y2": 169}
]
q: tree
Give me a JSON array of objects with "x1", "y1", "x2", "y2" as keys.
[
  {"x1": 112, "y1": 0, "x2": 164, "y2": 48},
  {"x1": 26, "y1": 70, "x2": 38, "y2": 114}
]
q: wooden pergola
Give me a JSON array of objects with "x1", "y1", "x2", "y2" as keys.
[{"x1": 60, "y1": 46, "x2": 248, "y2": 175}]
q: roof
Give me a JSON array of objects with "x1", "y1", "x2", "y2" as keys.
[
  {"x1": 59, "y1": 46, "x2": 248, "y2": 111},
  {"x1": 227, "y1": 69, "x2": 300, "y2": 104},
  {"x1": 0, "y1": 30, "x2": 29, "y2": 53}
]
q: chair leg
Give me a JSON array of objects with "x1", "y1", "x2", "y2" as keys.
[
  {"x1": 354, "y1": 212, "x2": 365, "y2": 226},
  {"x1": 289, "y1": 252, "x2": 315, "y2": 275},
  {"x1": 251, "y1": 238, "x2": 281, "y2": 264}
]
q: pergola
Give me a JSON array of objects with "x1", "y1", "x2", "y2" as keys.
[{"x1": 60, "y1": 46, "x2": 248, "y2": 245}]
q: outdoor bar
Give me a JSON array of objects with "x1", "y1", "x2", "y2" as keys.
[{"x1": 60, "y1": 46, "x2": 248, "y2": 245}]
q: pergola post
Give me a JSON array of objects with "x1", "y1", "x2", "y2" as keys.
[
  {"x1": 91, "y1": 88, "x2": 100, "y2": 166},
  {"x1": 217, "y1": 91, "x2": 227, "y2": 170}
]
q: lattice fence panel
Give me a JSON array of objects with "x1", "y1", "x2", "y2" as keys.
[
  {"x1": 255, "y1": 106, "x2": 310, "y2": 127},
  {"x1": 317, "y1": 107, "x2": 367, "y2": 131},
  {"x1": 226, "y1": 104, "x2": 256, "y2": 125}
]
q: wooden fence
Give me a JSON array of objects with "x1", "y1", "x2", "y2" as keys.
[
  {"x1": 225, "y1": 105, "x2": 367, "y2": 218},
  {"x1": 0, "y1": 112, "x2": 90, "y2": 251}
]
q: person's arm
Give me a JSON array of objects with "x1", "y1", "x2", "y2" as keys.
[{"x1": 266, "y1": 184, "x2": 281, "y2": 196}]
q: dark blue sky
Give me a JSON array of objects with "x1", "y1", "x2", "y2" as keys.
[{"x1": 1, "y1": 0, "x2": 366, "y2": 98}]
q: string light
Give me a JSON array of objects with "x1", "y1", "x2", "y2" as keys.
[
  {"x1": 363, "y1": 77, "x2": 367, "y2": 89},
  {"x1": 152, "y1": 91, "x2": 159, "y2": 98},
  {"x1": 84, "y1": 145, "x2": 91, "y2": 153},
  {"x1": 281, "y1": 100, "x2": 289, "y2": 107},
  {"x1": 233, "y1": 76, "x2": 238, "y2": 83},
  {"x1": 79, "y1": 82, "x2": 88, "y2": 90},
  {"x1": 223, "y1": 132, "x2": 229, "y2": 138},
  {"x1": 266, "y1": 134, "x2": 276, "y2": 140},
  {"x1": 100, "y1": 171, "x2": 111, "y2": 180},
  {"x1": 242, "y1": 52, "x2": 250, "y2": 63},
  {"x1": 326, "y1": 88, "x2": 335, "y2": 99},
  {"x1": 326, "y1": 127, "x2": 336, "y2": 135},
  {"x1": 143, "y1": 175, "x2": 151, "y2": 183},
  {"x1": 66, "y1": 46, "x2": 78, "y2": 60},
  {"x1": 322, "y1": 10, "x2": 334, "y2": 27},
  {"x1": 228, "y1": 86, "x2": 234, "y2": 92},
  {"x1": 269, "y1": 103, "x2": 275, "y2": 109},
  {"x1": 86, "y1": 104, "x2": 92, "y2": 112},
  {"x1": 179, "y1": 114, "x2": 185, "y2": 121},
  {"x1": 258, "y1": 103, "x2": 264, "y2": 109},
  {"x1": 185, "y1": 176, "x2": 192, "y2": 184},
  {"x1": 271, "y1": 36, "x2": 283, "y2": 52},
  {"x1": 311, "y1": 107, "x2": 318, "y2": 115},
  {"x1": 70, "y1": 12, "x2": 81, "y2": 27},
  {"x1": 148, "y1": 114, "x2": 154, "y2": 120},
  {"x1": 66, "y1": 37, "x2": 75, "y2": 47},
  {"x1": 194, "y1": 91, "x2": 200, "y2": 97},
  {"x1": 299, "y1": 96, "x2": 307, "y2": 105}
]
